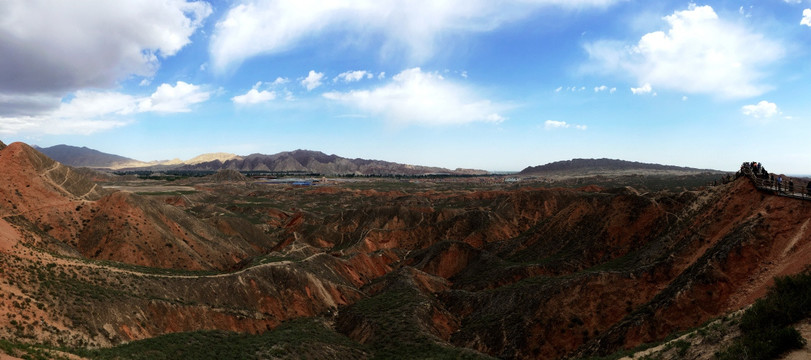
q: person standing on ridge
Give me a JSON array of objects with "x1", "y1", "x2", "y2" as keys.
[{"x1": 778, "y1": 176, "x2": 783, "y2": 192}]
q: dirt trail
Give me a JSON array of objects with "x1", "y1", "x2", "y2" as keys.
[{"x1": 15, "y1": 241, "x2": 324, "y2": 280}]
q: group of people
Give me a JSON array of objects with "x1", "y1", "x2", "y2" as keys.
[{"x1": 736, "y1": 161, "x2": 811, "y2": 196}]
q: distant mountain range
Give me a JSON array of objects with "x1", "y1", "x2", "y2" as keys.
[
  {"x1": 33, "y1": 144, "x2": 487, "y2": 176},
  {"x1": 519, "y1": 158, "x2": 716, "y2": 175},
  {"x1": 31, "y1": 144, "x2": 721, "y2": 177},
  {"x1": 176, "y1": 149, "x2": 487, "y2": 176}
]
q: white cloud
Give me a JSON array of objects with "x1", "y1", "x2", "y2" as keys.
[
  {"x1": 334, "y1": 70, "x2": 371, "y2": 83},
  {"x1": 742, "y1": 100, "x2": 780, "y2": 118},
  {"x1": 595, "y1": 85, "x2": 608, "y2": 92},
  {"x1": 786, "y1": 0, "x2": 803, "y2": 4},
  {"x1": 271, "y1": 77, "x2": 290, "y2": 86},
  {"x1": 585, "y1": 4, "x2": 783, "y2": 99},
  {"x1": 631, "y1": 83, "x2": 653, "y2": 95},
  {"x1": 59, "y1": 91, "x2": 139, "y2": 118},
  {"x1": 0, "y1": 91, "x2": 136, "y2": 135},
  {"x1": 545, "y1": 120, "x2": 569, "y2": 129},
  {"x1": 0, "y1": 115, "x2": 131, "y2": 136},
  {"x1": 209, "y1": 0, "x2": 623, "y2": 71},
  {"x1": 0, "y1": 81, "x2": 210, "y2": 135},
  {"x1": 301, "y1": 71, "x2": 325, "y2": 91},
  {"x1": 232, "y1": 89, "x2": 276, "y2": 104},
  {"x1": 323, "y1": 67, "x2": 506, "y2": 126},
  {"x1": 802, "y1": 9, "x2": 811, "y2": 26},
  {"x1": 138, "y1": 81, "x2": 210, "y2": 113},
  {"x1": 378, "y1": 72, "x2": 386, "y2": 79},
  {"x1": 544, "y1": 120, "x2": 587, "y2": 130},
  {"x1": 555, "y1": 86, "x2": 563, "y2": 92},
  {"x1": 232, "y1": 82, "x2": 276, "y2": 105}
]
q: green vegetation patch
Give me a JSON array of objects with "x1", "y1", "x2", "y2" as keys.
[
  {"x1": 75, "y1": 318, "x2": 367, "y2": 360},
  {"x1": 341, "y1": 282, "x2": 494, "y2": 360},
  {"x1": 715, "y1": 271, "x2": 811, "y2": 360},
  {"x1": 0, "y1": 338, "x2": 73, "y2": 360},
  {"x1": 134, "y1": 190, "x2": 197, "y2": 196}
]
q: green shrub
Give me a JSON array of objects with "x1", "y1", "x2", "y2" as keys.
[{"x1": 716, "y1": 271, "x2": 811, "y2": 360}]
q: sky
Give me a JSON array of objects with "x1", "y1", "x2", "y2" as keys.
[{"x1": 2, "y1": 0, "x2": 811, "y2": 173}]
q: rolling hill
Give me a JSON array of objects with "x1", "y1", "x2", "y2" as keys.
[{"x1": 519, "y1": 158, "x2": 716, "y2": 175}]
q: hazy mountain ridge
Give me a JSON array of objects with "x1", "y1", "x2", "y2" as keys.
[{"x1": 519, "y1": 158, "x2": 716, "y2": 175}]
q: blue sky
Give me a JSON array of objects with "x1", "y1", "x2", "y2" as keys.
[{"x1": 2, "y1": 0, "x2": 811, "y2": 173}]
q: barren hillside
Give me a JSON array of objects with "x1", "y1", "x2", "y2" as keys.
[{"x1": 1, "y1": 142, "x2": 810, "y2": 359}]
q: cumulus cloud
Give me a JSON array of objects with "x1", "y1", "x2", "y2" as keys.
[
  {"x1": 209, "y1": 0, "x2": 622, "y2": 71},
  {"x1": 0, "y1": 0, "x2": 210, "y2": 122},
  {"x1": 585, "y1": 4, "x2": 783, "y2": 99},
  {"x1": 742, "y1": 100, "x2": 780, "y2": 118},
  {"x1": 631, "y1": 83, "x2": 653, "y2": 95},
  {"x1": 323, "y1": 67, "x2": 506, "y2": 126},
  {"x1": 334, "y1": 70, "x2": 372, "y2": 83},
  {"x1": 0, "y1": 0, "x2": 210, "y2": 95},
  {"x1": 0, "y1": 82, "x2": 209, "y2": 135},
  {"x1": 301, "y1": 71, "x2": 325, "y2": 91},
  {"x1": 232, "y1": 82, "x2": 276, "y2": 105},
  {"x1": 802, "y1": 9, "x2": 811, "y2": 26},
  {"x1": 544, "y1": 120, "x2": 587, "y2": 130},
  {"x1": 138, "y1": 82, "x2": 210, "y2": 113}
]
